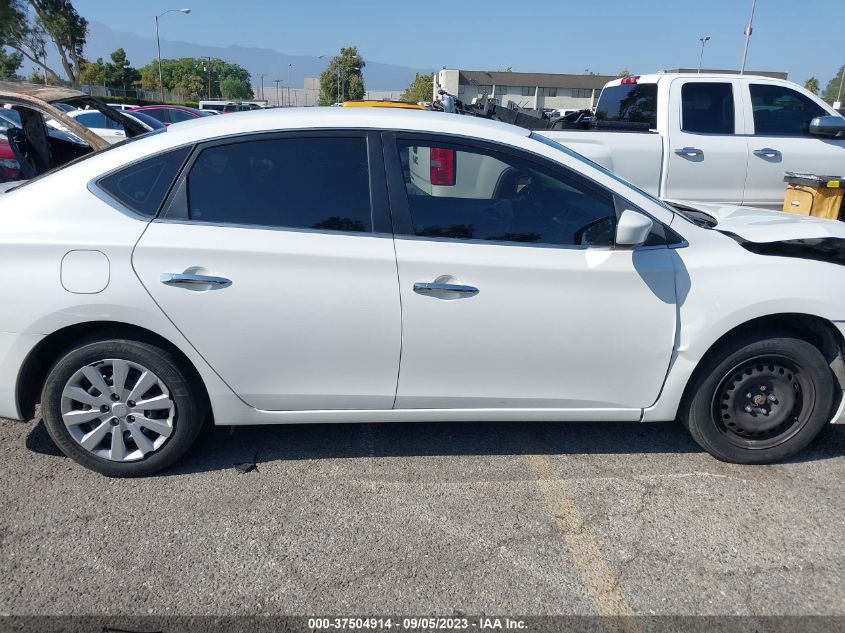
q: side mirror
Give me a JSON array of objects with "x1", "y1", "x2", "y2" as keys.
[
  {"x1": 615, "y1": 209, "x2": 654, "y2": 247},
  {"x1": 809, "y1": 115, "x2": 845, "y2": 138}
]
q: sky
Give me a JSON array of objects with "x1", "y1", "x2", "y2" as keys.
[{"x1": 72, "y1": 0, "x2": 841, "y2": 89}]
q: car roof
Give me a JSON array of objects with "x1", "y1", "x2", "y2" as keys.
[
  {"x1": 130, "y1": 105, "x2": 197, "y2": 112},
  {"x1": 161, "y1": 107, "x2": 530, "y2": 145}
]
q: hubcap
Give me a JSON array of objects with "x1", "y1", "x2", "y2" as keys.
[
  {"x1": 712, "y1": 355, "x2": 813, "y2": 449},
  {"x1": 60, "y1": 359, "x2": 176, "y2": 462}
]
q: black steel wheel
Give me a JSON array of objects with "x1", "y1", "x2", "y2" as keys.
[{"x1": 681, "y1": 334, "x2": 835, "y2": 464}]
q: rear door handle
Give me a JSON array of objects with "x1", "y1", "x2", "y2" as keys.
[
  {"x1": 674, "y1": 147, "x2": 703, "y2": 157},
  {"x1": 160, "y1": 272, "x2": 231, "y2": 288},
  {"x1": 753, "y1": 147, "x2": 781, "y2": 158},
  {"x1": 414, "y1": 282, "x2": 479, "y2": 297}
]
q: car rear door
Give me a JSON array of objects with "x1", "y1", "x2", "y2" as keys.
[
  {"x1": 132, "y1": 131, "x2": 402, "y2": 411},
  {"x1": 662, "y1": 77, "x2": 749, "y2": 204},
  {"x1": 384, "y1": 133, "x2": 678, "y2": 415},
  {"x1": 742, "y1": 81, "x2": 845, "y2": 210}
]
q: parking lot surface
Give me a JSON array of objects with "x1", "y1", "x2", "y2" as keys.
[{"x1": 1, "y1": 416, "x2": 843, "y2": 618}]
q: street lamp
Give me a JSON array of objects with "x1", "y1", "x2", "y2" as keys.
[
  {"x1": 156, "y1": 8, "x2": 191, "y2": 100},
  {"x1": 273, "y1": 79, "x2": 282, "y2": 107},
  {"x1": 697, "y1": 36, "x2": 710, "y2": 73}
]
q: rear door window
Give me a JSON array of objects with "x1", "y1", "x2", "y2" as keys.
[
  {"x1": 750, "y1": 84, "x2": 827, "y2": 136},
  {"x1": 183, "y1": 136, "x2": 373, "y2": 232},
  {"x1": 681, "y1": 82, "x2": 735, "y2": 134},
  {"x1": 75, "y1": 111, "x2": 108, "y2": 128}
]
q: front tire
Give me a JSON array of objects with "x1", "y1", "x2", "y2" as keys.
[
  {"x1": 41, "y1": 338, "x2": 206, "y2": 476},
  {"x1": 681, "y1": 334, "x2": 835, "y2": 464}
]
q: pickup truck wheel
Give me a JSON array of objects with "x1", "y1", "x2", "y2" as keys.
[
  {"x1": 41, "y1": 338, "x2": 206, "y2": 477},
  {"x1": 681, "y1": 335, "x2": 834, "y2": 464}
]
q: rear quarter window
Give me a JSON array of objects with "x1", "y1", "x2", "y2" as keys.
[
  {"x1": 97, "y1": 146, "x2": 191, "y2": 216},
  {"x1": 594, "y1": 84, "x2": 658, "y2": 130}
]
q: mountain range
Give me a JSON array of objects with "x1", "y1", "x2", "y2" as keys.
[{"x1": 40, "y1": 20, "x2": 433, "y2": 91}]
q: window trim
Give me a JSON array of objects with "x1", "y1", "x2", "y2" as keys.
[
  {"x1": 159, "y1": 129, "x2": 391, "y2": 235},
  {"x1": 384, "y1": 131, "x2": 626, "y2": 250}
]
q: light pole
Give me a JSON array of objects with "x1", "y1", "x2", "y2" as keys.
[
  {"x1": 740, "y1": 0, "x2": 757, "y2": 74},
  {"x1": 156, "y1": 8, "x2": 191, "y2": 100},
  {"x1": 697, "y1": 36, "x2": 710, "y2": 73},
  {"x1": 287, "y1": 63, "x2": 293, "y2": 106},
  {"x1": 273, "y1": 79, "x2": 281, "y2": 107},
  {"x1": 836, "y1": 68, "x2": 845, "y2": 109}
]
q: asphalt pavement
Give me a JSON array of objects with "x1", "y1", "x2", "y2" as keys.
[{"x1": 1, "y1": 416, "x2": 843, "y2": 622}]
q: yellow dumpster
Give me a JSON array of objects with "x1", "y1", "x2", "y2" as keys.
[{"x1": 782, "y1": 172, "x2": 844, "y2": 220}]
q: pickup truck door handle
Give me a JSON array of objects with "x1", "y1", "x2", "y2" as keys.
[
  {"x1": 753, "y1": 147, "x2": 781, "y2": 158},
  {"x1": 414, "y1": 282, "x2": 479, "y2": 297},
  {"x1": 674, "y1": 147, "x2": 703, "y2": 157},
  {"x1": 160, "y1": 272, "x2": 231, "y2": 288}
]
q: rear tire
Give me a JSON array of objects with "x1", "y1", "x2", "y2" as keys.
[
  {"x1": 680, "y1": 334, "x2": 835, "y2": 464},
  {"x1": 41, "y1": 338, "x2": 206, "y2": 477}
]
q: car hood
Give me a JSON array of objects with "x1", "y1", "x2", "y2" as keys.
[{"x1": 670, "y1": 200, "x2": 845, "y2": 242}]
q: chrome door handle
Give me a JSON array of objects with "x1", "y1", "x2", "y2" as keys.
[
  {"x1": 674, "y1": 147, "x2": 703, "y2": 157},
  {"x1": 160, "y1": 272, "x2": 231, "y2": 287},
  {"x1": 753, "y1": 147, "x2": 781, "y2": 158},
  {"x1": 414, "y1": 282, "x2": 479, "y2": 297}
]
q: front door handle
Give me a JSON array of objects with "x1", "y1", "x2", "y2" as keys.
[
  {"x1": 414, "y1": 282, "x2": 479, "y2": 297},
  {"x1": 674, "y1": 147, "x2": 703, "y2": 157},
  {"x1": 753, "y1": 147, "x2": 781, "y2": 158},
  {"x1": 160, "y1": 272, "x2": 231, "y2": 288}
]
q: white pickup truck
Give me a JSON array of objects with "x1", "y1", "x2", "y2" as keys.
[{"x1": 538, "y1": 73, "x2": 845, "y2": 210}]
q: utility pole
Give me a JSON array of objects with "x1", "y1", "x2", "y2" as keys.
[
  {"x1": 257, "y1": 73, "x2": 267, "y2": 100},
  {"x1": 836, "y1": 67, "x2": 845, "y2": 109},
  {"x1": 698, "y1": 36, "x2": 710, "y2": 73},
  {"x1": 740, "y1": 0, "x2": 757, "y2": 74},
  {"x1": 273, "y1": 79, "x2": 281, "y2": 107},
  {"x1": 336, "y1": 66, "x2": 341, "y2": 103},
  {"x1": 203, "y1": 56, "x2": 214, "y2": 99}
]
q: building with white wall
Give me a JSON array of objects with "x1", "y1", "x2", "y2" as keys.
[{"x1": 434, "y1": 69, "x2": 617, "y2": 111}]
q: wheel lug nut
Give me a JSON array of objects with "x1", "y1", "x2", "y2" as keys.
[
  {"x1": 100, "y1": 405, "x2": 109, "y2": 413},
  {"x1": 745, "y1": 405, "x2": 753, "y2": 413},
  {"x1": 127, "y1": 415, "x2": 135, "y2": 422},
  {"x1": 127, "y1": 400, "x2": 135, "y2": 407},
  {"x1": 745, "y1": 393, "x2": 752, "y2": 398},
  {"x1": 110, "y1": 393, "x2": 120, "y2": 401},
  {"x1": 110, "y1": 418, "x2": 119, "y2": 426},
  {"x1": 760, "y1": 385, "x2": 767, "y2": 392},
  {"x1": 768, "y1": 394, "x2": 777, "y2": 402}
]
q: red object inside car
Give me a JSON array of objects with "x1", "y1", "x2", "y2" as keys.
[{"x1": 0, "y1": 140, "x2": 21, "y2": 182}]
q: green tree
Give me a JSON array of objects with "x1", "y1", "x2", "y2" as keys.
[
  {"x1": 78, "y1": 55, "x2": 106, "y2": 85},
  {"x1": 138, "y1": 57, "x2": 252, "y2": 100},
  {"x1": 617, "y1": 69, "x2": 632, "y2": 78},
  {"x1": 104, "y1": 47, "x2": 139, "y2": 90},
  {"x1": 319, "y1": 46, "x2": 365, "y2": 105},
  {"x1": 0, "y1": 47, "x2": 23, "y2": 78},
  {"x1": 220, "y1": 75, "x2": 252, "y2": 99},
  {"x1": 0, "y1": 0, "x2": 87, "y2": 84},
  {"x1": 823, "y1": 65, "x2": 845, "y2": 105},
  {"x1": 803, "y1": 77, "x2": 819, "y2": 95},
  {"x1": 400, "y1": 72, "x2": 433, "y2": 103}
]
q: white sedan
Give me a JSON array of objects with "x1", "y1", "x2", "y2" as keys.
[{"x1": 1, "y1": 108, "x2": 843, "y2": 476}]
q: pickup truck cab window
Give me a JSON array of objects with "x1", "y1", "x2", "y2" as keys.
[
  {"x1": 681, "y1": 82, "x2": 735, "y2": 134},
  {"x1": 594, "y1": 83, "x2": 657, "y2": 130},
  {"x1": 394, "y1": 139, "x2": 616, "y2": 247},
  {"x1": 750, "y1": 83, "x2": 827, "y2": 136}
]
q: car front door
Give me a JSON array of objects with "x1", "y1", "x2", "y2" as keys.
[
  {"x1": 662, "y1": 78, "x2": 749, "y2": 204},
  {"x1": 385, "y1": 134, "x2": 678, "y2": 416},
  {"x1": 742, "y1": 81, "x2": 845, "y2": 210},
  {"x1": 132, "y1": 132, "x2": 402, "y2": 410}
]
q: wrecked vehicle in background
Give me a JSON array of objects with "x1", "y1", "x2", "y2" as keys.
[{"x1": 0, "y1": 81, "x2": 151, "y2": 183}]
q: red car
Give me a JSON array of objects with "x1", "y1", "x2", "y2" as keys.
[
  {"x1": 0, "y1": 140, "x2": 21, "y2": 182},
  {"x1": 127, "y1": 105, "x2": 212, "y2": 126}
]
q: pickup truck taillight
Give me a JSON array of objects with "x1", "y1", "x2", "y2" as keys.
[
  {"x1": 430, "y1": 147, "x2": 456, "y2": 186},
  {"x1": 620, "y1": 75, "x2": 640, "y2": 85}
]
